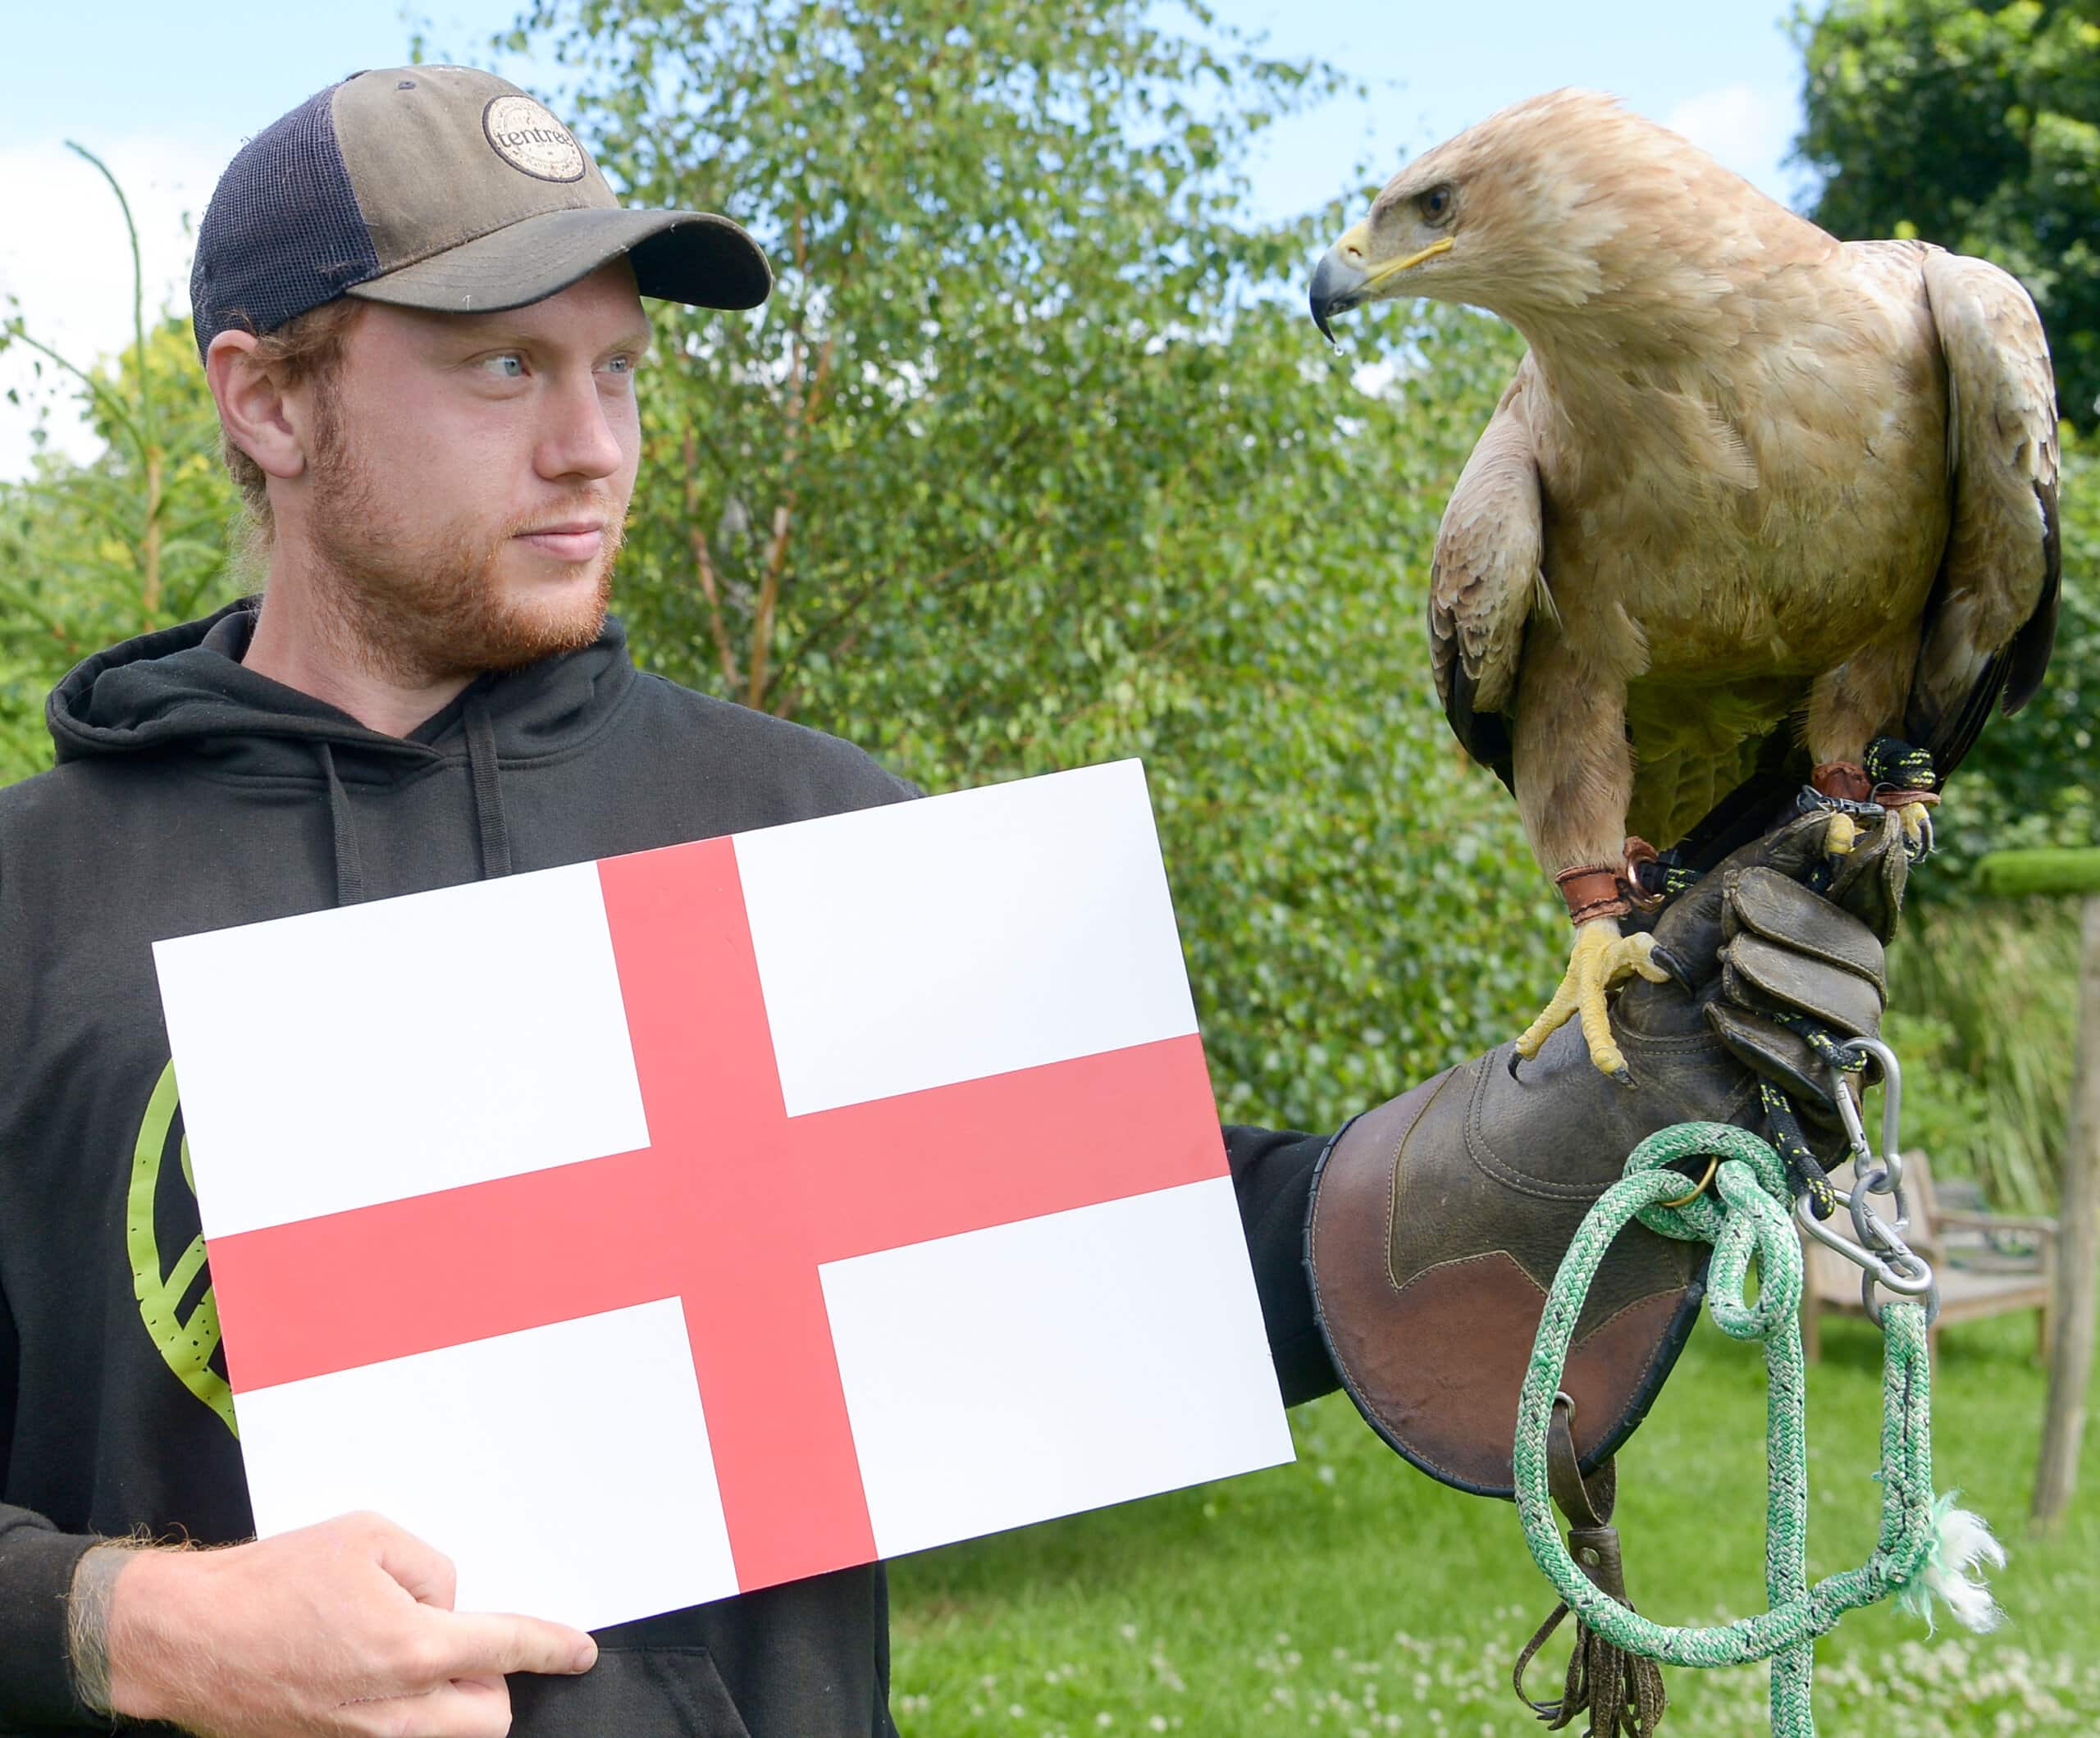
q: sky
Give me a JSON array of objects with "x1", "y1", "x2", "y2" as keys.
[{"x1": 0, "y1": 1, "x2": 1810, "y2": 480}]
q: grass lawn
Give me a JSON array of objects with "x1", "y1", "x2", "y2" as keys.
[{"x1": 888, "y1": 1307, "x2": 2100, "y2": 1735}]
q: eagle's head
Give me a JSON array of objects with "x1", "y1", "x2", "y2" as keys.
[{"x1": 1308, "y1": 88, "x2": 1799, "y2": 341}]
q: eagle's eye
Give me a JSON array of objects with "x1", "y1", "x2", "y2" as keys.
[{"x1": 1418, "y1": 185, "x2": 1454, "y2": 225}]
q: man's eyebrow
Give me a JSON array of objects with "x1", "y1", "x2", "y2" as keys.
[{"x1": 442, "y1": 322, "x2": 655, "y2": 355}]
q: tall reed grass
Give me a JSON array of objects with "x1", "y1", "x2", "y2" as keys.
[{"x1": 1882, "y1": 899, "x2": 2081, "y2": 1211}]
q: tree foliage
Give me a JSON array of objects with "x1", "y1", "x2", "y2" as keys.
[
  {"x1": 2, "y1": 2, "x2": 1558, "y2": 1131},
  {"x1": 1795, "y1": 0, "x2": 2100, "y2": 427},
  {"x1": 476, "y1": 0, "x2": 1562, "y2": 1125},
  {"x1": 3, "y1": 0, "x2": 2086, "y2": 1146},
  {"x1": 1912, "y1": 436, "x2": 2098, "y2": 898},
  {"x1": 1792, "y1": 2, "x2": 2098, "y2": 888},
  {"x1": 0, "y1": 144, "x2": 241, "y2": 774},
  {"x1": 0, "y1": 317, "x2": 236, "y2": 760}
]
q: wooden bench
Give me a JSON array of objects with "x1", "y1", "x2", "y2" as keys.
[{"x1": 1798, "y1": 1150, "x2": 2058, "y2": 1364}]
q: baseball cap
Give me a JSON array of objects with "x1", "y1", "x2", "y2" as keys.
[{"x1": 189, "y1": 66, "x2": 771, "y2": 359}]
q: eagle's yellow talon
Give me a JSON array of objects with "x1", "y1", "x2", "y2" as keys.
[
  {"x1": 1824, "y1": 810, "x2": 1860, "y2": 856},
  {"x1": 1901, "y1": 801, "x2": 1933, "y2": 855},
  {"x1": 1517, "y1": 921, "x2": 1659, "y2": 1079}
]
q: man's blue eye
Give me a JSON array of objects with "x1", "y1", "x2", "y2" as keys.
[{"x1": 482, "y1": 354, "x2": 526, "y2": 379}]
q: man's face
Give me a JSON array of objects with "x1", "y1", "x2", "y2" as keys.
[{"x1": 299, "y1": 258, "x2": 650, "y2": 682}]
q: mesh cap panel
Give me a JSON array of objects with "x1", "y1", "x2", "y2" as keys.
[
  {"x1": 189, "y1": 77, "x2": 381, "y2": 358},
  {"x1": 188, "y1": 66, "x2": 769, "y2": 357}
]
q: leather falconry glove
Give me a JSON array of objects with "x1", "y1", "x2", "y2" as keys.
[{"x1": 1306, "y1": 805, "x2": 1906, "y2": 1500}]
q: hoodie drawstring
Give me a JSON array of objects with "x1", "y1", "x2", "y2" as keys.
[
  {"x1": 311, "y1": 691, "x2": 514, "y2": 910},
  {"x1": 465, "y1": 691, "x2": 514, "y2": 882},
  {"x1": 314, "y1": 741, "x2": 367, "y2": 908}
]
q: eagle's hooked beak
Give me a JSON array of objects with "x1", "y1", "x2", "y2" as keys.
[
  {"x1": 1308, "y1": 228, "x2": 1455, "y2": 344},
  {"x1": 1308, "y1": 246, "x2": 1361, "y2": 345}
]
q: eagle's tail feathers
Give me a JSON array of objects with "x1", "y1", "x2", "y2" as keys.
[{"x1": 2000, "y1": 481, "x2": 2061, "y2": 717}]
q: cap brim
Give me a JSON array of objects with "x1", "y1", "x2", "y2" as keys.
[{"x1": 345, "y1": 206, "x2": 772, "y2": 316}]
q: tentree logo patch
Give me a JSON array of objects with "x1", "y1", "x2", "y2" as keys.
[
  {"x1": 130, "y1": 1059, "x2": 238, "y2": 1437},
  {"x1": 482, "y1": 94, "x2": 587, "y2": 183}
]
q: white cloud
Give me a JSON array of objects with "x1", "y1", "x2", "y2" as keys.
[
  {"x1": 0, "y1": 131, "x2": 231, "y2": 481},
  {"x1": 1662, "y1": 82, "x2": 1800, "y2": 206}
]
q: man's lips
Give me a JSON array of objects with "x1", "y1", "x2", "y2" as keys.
[{"x1": 515, "y1": 522, "x2": 606, "y2": 561}]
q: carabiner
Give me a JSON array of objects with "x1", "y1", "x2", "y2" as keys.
[
  {"x1": 1827, "y1": 1039, "x2": 1903, "y2": 1191},
  {"x1": 1797, "y1": 1188, "x2": 1937, "y2": 1298},
  {"x1": 1864, "y1": 1265, "x2": 1942, "y2": 1329}
]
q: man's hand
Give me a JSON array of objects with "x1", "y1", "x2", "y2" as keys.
[
  {"x1": 1306, "y1": 805, "x2": 1910, "y2": 1497},
  {"x1": 98, "y1": 1512, "x2": 596, "y2": 1737},
  {"x1": 1615, "y1": 803, "x2": 1906, "y2": 1129}
]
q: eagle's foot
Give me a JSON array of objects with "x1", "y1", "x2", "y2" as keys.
[
  {"x1": 1865, "y1": 737, "x2": 1941, "y2": 862},
  {"x1": 1804, "y1": 747, "x2": 1938, "y2": 862},
  {"x1": 1514, "y1": 919, "x2": 1669, "y2": 1085}
]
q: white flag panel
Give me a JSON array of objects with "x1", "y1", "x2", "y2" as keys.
[
  {"x1": 819, "y1": 1177, "x2": 1293, "y2": 1561},
  {"x1": 234, "y1": 1299, "x2": 737, "y2": 1634},
  {"x1": 736, "y1": 760, "x2": 1199, "y2": 1117},
  {"x1": 153, "y1": 863, "x2": 650, "y2": 1240}
]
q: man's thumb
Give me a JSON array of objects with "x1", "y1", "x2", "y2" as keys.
[{"x1": 436, "y1": 1610, "x2": 598, "y2": 1679}]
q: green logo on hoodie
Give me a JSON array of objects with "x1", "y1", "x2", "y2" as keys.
[{"x1": 129, "y1": 1061, "x2": 237, "y2": 1437}]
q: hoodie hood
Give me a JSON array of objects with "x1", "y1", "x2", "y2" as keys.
[
  {"x1": 48, "y1": 596, "x2": 637, "y2": 781},
  {"x1": 48, "y1": 597, "x2": 640, "y2": 904}
]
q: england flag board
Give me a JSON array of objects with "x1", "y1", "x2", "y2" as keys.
[{"x1": 153, "y1": 760, "x2": 1294, "y2": 1631}]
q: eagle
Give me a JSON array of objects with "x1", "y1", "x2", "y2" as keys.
[{"x1": 1308, "y1": 89, "x2": 2060, "y2": 1082}]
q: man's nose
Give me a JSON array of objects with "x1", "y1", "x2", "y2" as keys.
[{"x1": 535, "y1": 372, "x2": 627, "y2": 481}]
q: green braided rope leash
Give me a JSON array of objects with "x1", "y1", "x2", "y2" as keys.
[{"x1": 1515, "y1": 1121, "x2": 1992, "y2": 1738}]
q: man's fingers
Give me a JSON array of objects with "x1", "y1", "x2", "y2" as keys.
[
  {"x1": 1823, "y1": 807, "x2": 1909, "y2": 942},
  {"x1": 424, "y1": 1608, "x2": 599, "y2": 1680},
  {"x1": 1746, "y1": 806, "x2": 1907, "y2": 940},
  {"x1": 342, "y1": 1679, "x2": 513, "y2": 1738},
  {"x1": 1719, "y1": 933, "x2": 1883, "y2": 1037},
  {"x1": 1755, "y1": 804, "x2": 1907, "y2": 941},
  {"x1": 1704, "y1": 1003, "x2": 1845, "y2": 1122},
  {"x1": 1723, "y1": 867, "x2": 1888, "y2": 990},
  {"x1": 1749, "y1": 809, "x2": 1836, "y2": 886},
  {"x1": 360, "y1": 1513, "x2": 459, "y2": 1611}
]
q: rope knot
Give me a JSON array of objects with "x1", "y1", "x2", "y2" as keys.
[{"x1": 1625, "y1": 1124, "x2": 1795, "y2": 1329}]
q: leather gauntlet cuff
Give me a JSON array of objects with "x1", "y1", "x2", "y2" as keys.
[
  {"x1": 1307, "y1": 807, "x2": 1901, "y2": 1499},
  {"x1": 1305, "y1": 1019, "x2": 1728, "y2": 1498}
]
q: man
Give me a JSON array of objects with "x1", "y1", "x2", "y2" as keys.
[{"x1": 0, "y1": 66, "x2": 1902, "y2": 1736}]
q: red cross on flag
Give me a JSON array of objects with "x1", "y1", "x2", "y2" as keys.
[{"x1": 153, "y1": 760, "x2": 1292, "y2": 1631}]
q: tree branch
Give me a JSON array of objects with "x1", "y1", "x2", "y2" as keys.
[
  {"x1": 681, "y1": 424, "x2": 742, "y2": 691},
  {"x1": 140, "y1": 445, "x2": 162, "y2": 621},
  {"x1": 2, "y1": 329, "x2": 145, "y2": 466},
  {"x1": 748, "y1": 493, "x2": 793, "y2": 709},
  {"x1": 749, "y1": 203, "x2": 816, "y2": 710},
  {"x1": 773, "y1": 413, "x2": 1061, "y2": 679}
]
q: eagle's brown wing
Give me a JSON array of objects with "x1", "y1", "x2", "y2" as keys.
[
  {"x1": 1429, "y1": 370, "x2": 1543, "y2": 793},
  {"x1": 1906, "y1": 248, "x2": 2061, "y2": 777},
  {"x1": 1671, "y1": 250, "x2": 2059, "y2": 876}
]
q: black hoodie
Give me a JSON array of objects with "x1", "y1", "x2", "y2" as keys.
[{"x1": 0, "y1": 600, "x2": 1334, "y2": 1735}]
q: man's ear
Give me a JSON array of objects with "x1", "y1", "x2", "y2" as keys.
[{"x1": 206, "y1": 331, "x2": 308, "y2": 481}]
